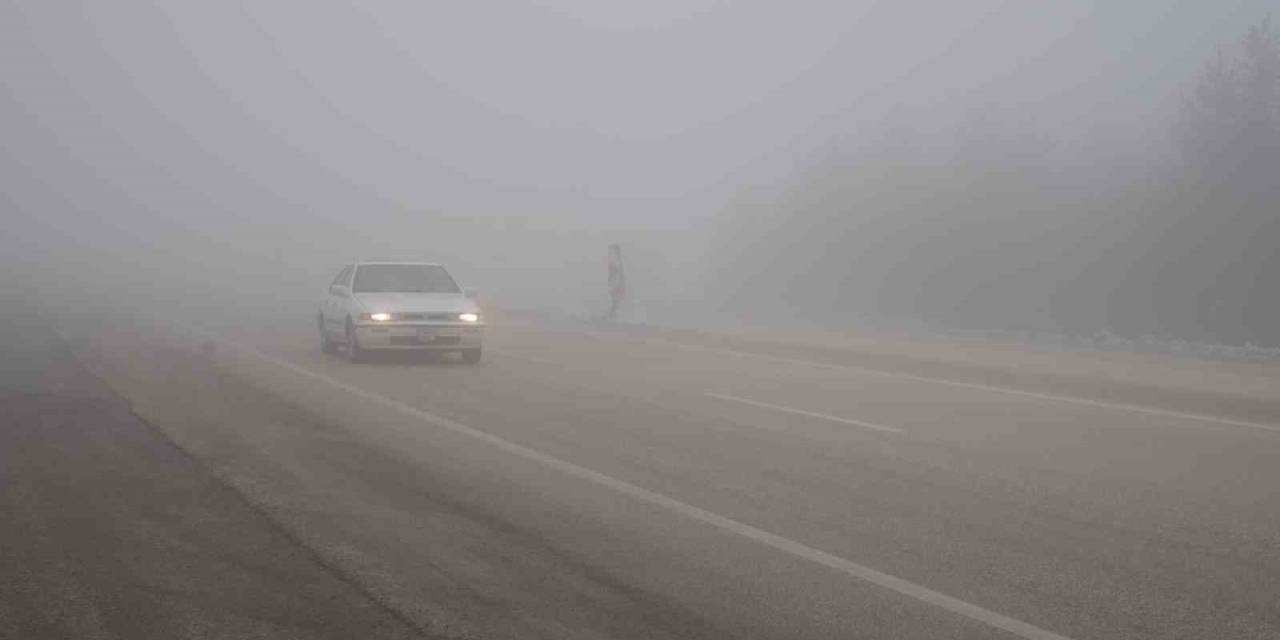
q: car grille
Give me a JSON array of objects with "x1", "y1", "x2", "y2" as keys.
[
  {"x1": 390, "y1": 336, "x2": 461, "y2": 346},
  {"x1": 396, "y1": 312, "x2": 455, "y2": 321}
]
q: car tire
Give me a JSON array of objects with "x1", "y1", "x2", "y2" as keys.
[
  {"x1": 461, "y1": 347, "x2": 481, "y2": 364},
  {"x1": 319, "y1": 316, "x2": 338, "y2": 354},
  {"x1": 346, "y1": 319, "x2": 365, "y2": 363}
]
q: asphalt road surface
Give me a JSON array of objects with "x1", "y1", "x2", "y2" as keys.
[
  {"x1": 0, "y1": 312, "x2": 421, "y2": 640},
  {"x1": 34, "y1": 309, "x2": 1280, "y2": 639}
]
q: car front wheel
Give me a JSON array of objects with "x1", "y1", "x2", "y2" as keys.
[
  {"x1": 346, "y1": 319, "x2": 365, "y2": 363},
  {"x1": 319, "y1": 316, "x2": 338, "y2": 354}
]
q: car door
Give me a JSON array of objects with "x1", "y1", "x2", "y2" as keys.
[
  {"x1": 323, "y1": 265, "x2": 352, "y2": 336},
  {"x1": 337, "y1": 265, "x2": 356, "y2": 322}
]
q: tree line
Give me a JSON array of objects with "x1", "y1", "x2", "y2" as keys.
[{"x1": 711, "y1": 19, "x2": 1279, "y2": 347}]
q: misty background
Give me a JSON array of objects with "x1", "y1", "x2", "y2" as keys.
[{"x1": 2, "y1": 1, "x2": 1277, "y2": 346}]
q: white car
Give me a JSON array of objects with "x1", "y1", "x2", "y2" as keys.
[{"x1": 318, "y1": 261, "x2": 484, "y2": 363}]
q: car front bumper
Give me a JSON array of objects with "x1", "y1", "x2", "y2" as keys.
[{"x1": 353, "y1": 323, "x2": 484, "y2": 350}]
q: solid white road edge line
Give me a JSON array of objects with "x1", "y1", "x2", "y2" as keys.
[
  {"x1": 703, "y1": 392, "x2": 904, "y2": 433},
  {"x1": 614, "y1": 336, "x2": 1280, "y2": 434},
  {"x1": 184, "y1": 325, "x2": 1075, "y2": 640}
]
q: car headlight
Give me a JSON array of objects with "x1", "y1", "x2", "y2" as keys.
[
  {"x1": 362, "y1": 312, "x2": 393, "y2": 322},
  {"x1": 458, "y1": 313, "x2": 479, "y2": 323}
]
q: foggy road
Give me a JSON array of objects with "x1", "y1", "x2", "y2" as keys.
[
  {"x1": 7, "y1": 3, "x2": 1280, "y2": 638},
  {"x1": 57, "y1": 311, "x2": 1280, "y2": 640}
]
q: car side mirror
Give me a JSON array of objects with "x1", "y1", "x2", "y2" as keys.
[
  {"x1": 463, "y1": 288, "x2": 478, "y2": 299},
  {"x1": 330, "y1": 284, "x2": 349, "y2": 298}
]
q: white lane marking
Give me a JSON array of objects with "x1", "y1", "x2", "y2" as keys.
[
  {"x1": 497, "y1": 350, "x2": 902, "y2": 433},
  {"x1": 489, "y1": 348, "x2": 564, "y2": 367},
  {"x1": 181, "y1": 325, "x2": 1074, "y2": 640},
  {"x1": 704, "y1": 393, "x2": 903, "y2": 433},
  {"x1": 604, "y1": 336, "x2": 1280, "y2": 434}
]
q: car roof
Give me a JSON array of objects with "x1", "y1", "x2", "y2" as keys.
[{"x1": 353, "y1": 260, "x2": 444, "y2": 267}]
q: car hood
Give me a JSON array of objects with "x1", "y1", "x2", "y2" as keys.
[{"x1": 351, "y1": 292, "x2": 477, "y2": 314}]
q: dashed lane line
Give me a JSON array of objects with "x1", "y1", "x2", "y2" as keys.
[{"x1": 703, "y1": 392, "x2": 903, "y2": 433}]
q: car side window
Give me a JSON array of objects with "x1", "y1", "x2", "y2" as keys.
[
  {"x1": 331, "y1": 266, "x2": 351, "y2": 288},
  {"x1": 343, "y1": 266, "x2": 355, "y2": 287}
]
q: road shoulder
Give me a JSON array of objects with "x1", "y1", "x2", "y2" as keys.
[{"x1": 0, "y1": 313, "x2": 423, "y2": 640}]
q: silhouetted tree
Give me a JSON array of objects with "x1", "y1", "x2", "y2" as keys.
[
  {"x1": 1178, "y1": 18, "x2": 1278, "y2": 184},
  {"x1": 1156, "y1": 18, "x2": 1280, "y2": 344}
]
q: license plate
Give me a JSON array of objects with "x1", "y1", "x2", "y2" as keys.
[{"x1": 416, "y1": 327, "x2": 460, "y2": 341}]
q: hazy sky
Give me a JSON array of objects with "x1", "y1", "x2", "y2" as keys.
[{"x1": 2, "y1": 0, "x2": 1273, "y2": 302}]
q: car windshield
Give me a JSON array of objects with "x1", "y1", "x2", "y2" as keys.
[{"x1": 352, "y1": 264, "x2": 460, "y2": 294}]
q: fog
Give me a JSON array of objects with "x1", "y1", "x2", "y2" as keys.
[
  {"x1": 3, "y1": 1, "x2": 1277, "y2": 345},
  {"x1": 6, "y1": 6, "x2": 1280, "y2": 639}
]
